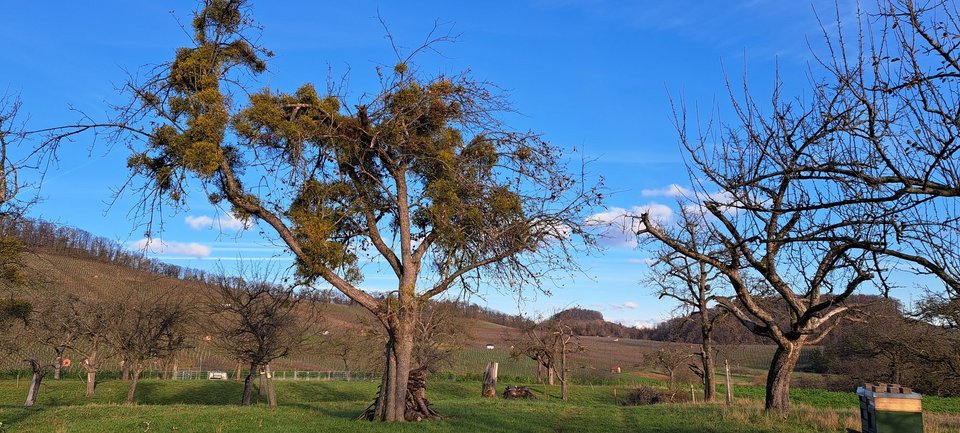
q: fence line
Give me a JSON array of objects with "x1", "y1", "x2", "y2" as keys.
[{"x1": 171, "y1": 370, "x2": 379, "y2": 382}]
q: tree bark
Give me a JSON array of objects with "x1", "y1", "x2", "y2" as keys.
[
  {"x1": 125, "y1": 367, "x2": 142, "y2": 404},
  {"x1": 85, "y1": 371, "x2": 96, "y2": 396},
  {"x1": 242, "y1": 362, "x2": 257, "y2": 405},
  {"x1": 235, "y1": 360, "x2": 242, "y2": 381},
  {"x1": 53, "y1": 347, "x2": 65, "y2": 380},
  {"x1": 266, "y1": 363, "x2": 277, "y2": 408},
  {"x1": 121, "y1": 360, "x2": 130, "y2": 381},
  {"x1": 535, "y1": 362, "x2": 543, "y2": 384},
  {"x1": 481, "y1": 362, "x2": 498, "y2": 398},
  {"x1": 701, "y1": 318, "x2": 716, "y2": 402},
  {"x1": 23, "y1": 360, "x2": 46, "y2": 407},
  {"x1": 547, "y1": 365, "x2": 555, "y2": 386},
  {"x1": 369, "y1": 312, "x2": 416, "y2": 422},
  {"x1": 765, "y1": 344, "x2": 802, "y2": 412},
  {"x1": 560, "y1": 351, "x2": 568, "y2": 401}
]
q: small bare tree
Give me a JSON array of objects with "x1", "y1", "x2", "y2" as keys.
[
  {"x1": 411, "y1": 302, "x2": 466, "y2": 373},
  {"x1": 110, "y1": 295, "x2": 189, "y2": 404},
  {"x1": 511, "y1": 318, "x2": 583, "y2": 400},
  {"x1": 646, "y1": 207, "x2": 727, "y2": 401},
  {"x1": 208, "y1": 273, "x2": 317, "y2": 407},
  {"x1": 654, "y1": 347, "x2": 694, "y2": 391}
]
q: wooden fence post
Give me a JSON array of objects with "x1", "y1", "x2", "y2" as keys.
[{"x1": 724, "y1": 359, "x2": 734, "y2": 406}]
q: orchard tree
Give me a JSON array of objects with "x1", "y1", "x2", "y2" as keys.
[
  {"x1": 640, "y1": 0, "x2": 960, "y2": 413},
  {"x1": 110, "y1": 296, "x2": 189, "y2": 404},
  {"x1": 207, "y1": 272, "x2": 317, "y2": 407},
  {"x1": 646, "y1": 207, "x2": 726, "y2": 401},
  {"x1": 78, "y1": 0, "x2": 599, "y2": 421}
]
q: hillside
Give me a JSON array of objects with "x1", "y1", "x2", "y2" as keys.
[{"x1": 0, "y1": 218, "x2": 805, "y2": 388}]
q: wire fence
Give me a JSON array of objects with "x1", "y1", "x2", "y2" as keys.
[{"x1": 172, "y1": 370, "x2": 380, "y2": 381}]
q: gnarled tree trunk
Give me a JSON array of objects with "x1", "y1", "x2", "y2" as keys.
[
  {"x1": 363, "y1": 310, "x2": 425, "y2": 422},
  {"x1": 23, "y1": 359, "x2": 47, "y2": 407},
  {"x1": 766, "y1": 343, "x2": 802, "y2": 412}
]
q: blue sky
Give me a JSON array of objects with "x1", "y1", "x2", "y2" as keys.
[{"x1": 1, "y1": 0, "x2": 863, "y2": 327}]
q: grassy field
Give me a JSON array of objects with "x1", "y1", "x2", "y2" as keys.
[{"x1": 1, "y1": 378, "x2": 959, "y2": 432}]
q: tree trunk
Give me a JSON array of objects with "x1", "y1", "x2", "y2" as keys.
[
  {"x1": 266, "y1": 363, "x2": 277, "y2": 408},
  {"x1": 547, "y1": 365, "x2": 555, "y2": 386},
  {"x1": 258, "y1": 366, "x2": 267, "y2": 397},
  {"x1": 171, "y1": 358, "x2": 178, "y2": 380},
  {"x1": 235, "y1": 360, "x2": 242, "y2": 381},
  {"x1": 535, "y1": 362, "x2": 543, "y2": 384},
  {"x1": 368, "y1": 314, "x2": 416, "y2": 422},
  {"x1": 701, "y1": 329, "x2": 716, "y2": 402},
  {"x1": 24, "y1": 371, "x2": 42, "y2": 407},
  {"x1": 765, "y1": 343, "x2": 802, "y2": 412},
  {"x1": 560, "y1": 352, "x2": 568, "y2": 401},
  {"x1": 85, "y1": 371, "x2": 97, "y2": 396},
  {"x1": 121, "y1": 360, "x2": 130, "y2": 381},
  {"x1": 481, "y1": 362, "x2": 498, "y2": 398},
  {"x1": 23, "y1": 360, "x2": 46, "y2": 407},
  {"x1": 53, "y1": 347, "x2": 65, "y2": 380},
  {"x1": 242, "y1": 362, "x2": 257, "y2": 405},
  {"x1": 125, "y1": 367, "x2": 142, "y2": 404}
]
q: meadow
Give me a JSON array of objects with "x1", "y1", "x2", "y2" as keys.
[{"x1": 1, "y1": 377, "x2": 959, "y2": 433}]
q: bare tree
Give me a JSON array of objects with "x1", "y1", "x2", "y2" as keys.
[
  {"x1": 207, "y1": 273, "x2": 317, "y2": 407},
  {"x1": 411, "y1": 302, "x2": 466, "y2": 373},
  {"x1": 65, "y1": 298, "x2": 112, "y2": 396},
  {"x1": 639, "y1": 0, "x2": 960, "y2": 413},
  {"x1": 654, "y1": 347, "x2": 694, "y2": 391},
  {"x1": 110, "y1": 295, "x2": 189, "y2": 404},
  {"x1": 646, "y1": 207, "x2": 726, "y2": 401},
  {"x1": 511, "y1": 318, "x2": 583, "y2": 400}
]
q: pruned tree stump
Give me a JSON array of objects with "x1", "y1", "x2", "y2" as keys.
[{"x1": 502, "y1": 385, "x2": 535, "y2": 399}]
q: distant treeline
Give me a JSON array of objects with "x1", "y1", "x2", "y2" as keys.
[
  {"x1": 0, "y1": 218, "x2": 216, "y2": 283},
  {"x1": 0, "y1": 217, "x2": 547, "y2": 329}
]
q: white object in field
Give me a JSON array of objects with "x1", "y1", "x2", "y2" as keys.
[{"x1": 208, "y1": 371, "x2": 229, "y2": 380}]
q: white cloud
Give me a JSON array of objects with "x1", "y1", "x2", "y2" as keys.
[
  {"x1": 185, "y1": 214, "x2": 252, "y2": 231},
  {"x1": 586, "y1": 203, "x2": 673, "y2": 248},
  {"x1": 623, "y1": 301, "x2": 638, "y2": 309},
  {"x1": 626, "y1": 258, "x2": 657, "y2": 265},
  {"x1": 641, "y1": 183, "x2": 691, "y2": 198},
  {"x1": 131, "y1": 238, "x2": 212, "y2": 258}
]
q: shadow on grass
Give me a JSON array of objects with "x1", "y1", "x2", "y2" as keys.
[
  {"x1": 134, "y1": 380, "x2": 242, "y2": 405},
  {"x1": 0, "y1": 405, "x2": 45, "y2": 430}
]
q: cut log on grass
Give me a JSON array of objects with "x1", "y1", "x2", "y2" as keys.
[
  {"x1": 481, "y1": 362, "x2": 498, "y2": 398},
  {"x1": 503, "y1": 386, "x2": 535, "y2": 399}
]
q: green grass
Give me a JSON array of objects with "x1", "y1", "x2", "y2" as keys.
[{"x1": 0, "y1": 378, "x2": 955, "y2": 432}]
